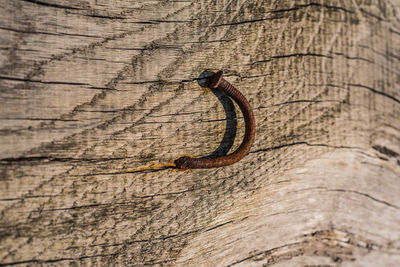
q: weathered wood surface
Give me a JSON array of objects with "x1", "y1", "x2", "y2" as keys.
[{"x1": 1, "y1": 0, "x2": 400, "y2": 266}]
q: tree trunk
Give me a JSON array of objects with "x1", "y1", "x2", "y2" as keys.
[{"x1": 1, "y1": 0, "x2": 399, "y2": 266}]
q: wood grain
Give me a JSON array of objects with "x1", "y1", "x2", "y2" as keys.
[{"x1": 1, "y1": 0, "x2": 399, "y2": 265}]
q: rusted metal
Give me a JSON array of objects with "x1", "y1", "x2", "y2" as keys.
[{"x1": 175, "y1": 70, "x2": 256, "y2": 169}]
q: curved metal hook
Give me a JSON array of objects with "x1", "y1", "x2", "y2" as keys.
[{"x1": 175, "y1": 70, "x2": 256, "y2": 169}]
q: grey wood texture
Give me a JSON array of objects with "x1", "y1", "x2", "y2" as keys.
[{"x1": 1, "y1": 0, "x2": 400, "y2": 266}]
